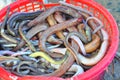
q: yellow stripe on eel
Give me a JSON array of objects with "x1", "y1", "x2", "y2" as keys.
[{"x1": 29, "y1": 51, "x2": 68, "y2": 65}]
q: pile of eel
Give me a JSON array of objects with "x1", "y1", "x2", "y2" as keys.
[{"x1": 0, "y1": 1, "x2": 109, "y2": 78}]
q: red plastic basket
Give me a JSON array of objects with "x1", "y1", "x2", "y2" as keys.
[{"x1": 0, "y1": 0, "x2": 119, "y2": 80}]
